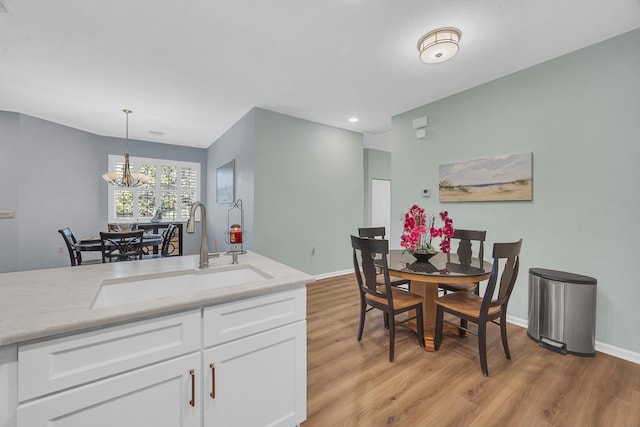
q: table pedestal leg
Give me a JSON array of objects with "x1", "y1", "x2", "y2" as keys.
[{"x1": 407, "y1": 280, "x2": 439, "y2": 351}]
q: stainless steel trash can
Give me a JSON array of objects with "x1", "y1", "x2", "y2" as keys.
[{"x1": 527, "y1": 268, "x2": 597, "y2": 356}]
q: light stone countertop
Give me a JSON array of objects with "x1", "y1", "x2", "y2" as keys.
[{"x1": 0, "y1": 251, "x2": 315, "y2": 346}]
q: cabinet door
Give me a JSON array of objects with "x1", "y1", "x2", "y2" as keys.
[
  {"x1": 203, "y1": 321, "x2": 306, "y2": 427},
  {"x1": 18, "y1": 353, "x2": 200, "y2": 427}
]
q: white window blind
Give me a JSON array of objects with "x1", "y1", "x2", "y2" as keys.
[{"x1": 107, "y1": 155, "x2": 200, "y2": 223}]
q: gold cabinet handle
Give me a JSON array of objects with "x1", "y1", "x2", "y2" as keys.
[
  {"x1": 210, "y1": 363, "x2": 216, "y2": 398},
  {"x1": 189, "y1": 369, "x2": 195, "y2": 407}
]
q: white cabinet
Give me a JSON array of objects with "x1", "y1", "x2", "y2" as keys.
[
  {"x1": 18, "y1": 310, "x2": 201, "y2": 402},
  {"x1": 17, "y1": 310, "x2": 201, "y2": 427},
  {"x1": 203, "y1": 322, "x2": 306, "y2": 427},
  {"x1": 18, "y1": 352, "x2": 200, "y2": 427},
  {"x1": 10, "y1": 287, "x2": 306, "y2": 427},
  {"x1": 202, "y1": 287, "x2": 307, "y2": 427}
]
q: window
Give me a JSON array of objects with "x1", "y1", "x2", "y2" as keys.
[{"x1": 107, "y1": 155, "x2": 200, "y2": 223}]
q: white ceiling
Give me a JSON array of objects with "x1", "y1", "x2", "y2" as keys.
[{"x1": 1, "y1": 0, "x2": 639, "y2": 149}]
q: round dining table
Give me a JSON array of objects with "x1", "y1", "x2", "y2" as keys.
[{"x1": 379, "y1": 250, "x2": 492, "y2": 351}]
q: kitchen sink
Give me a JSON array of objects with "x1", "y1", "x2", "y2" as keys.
[{"x1": 92, "y1": 265, "x2": 271, "y2": 309}]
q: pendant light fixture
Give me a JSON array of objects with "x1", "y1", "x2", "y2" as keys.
[
  {"x1": 102, "y1": 109, "x2": 149, "y2": 187},
  {"x1": 417, "y1": 27, "x2": 461, "y2": 64}
]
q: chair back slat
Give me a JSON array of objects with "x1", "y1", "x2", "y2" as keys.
[
  {"x1": 358, "y1": 227, "x2": 387, "y2": 239},
  {"x1": 481, "y1": 240, "x2": 522, "y2": 313},
  {"x1": 351, "y1": 235, "x2": 393, "y2": 308},
  {"x1": 100, "y1": 231, "x2": 144, "y2": 263},
  {"x1": 448, "y1": 229, "x2": 487, "y2": 267}
]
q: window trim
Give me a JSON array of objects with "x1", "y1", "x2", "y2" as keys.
[{"x1": 107, "y1": 155, "x2": 201, "y2": 223}]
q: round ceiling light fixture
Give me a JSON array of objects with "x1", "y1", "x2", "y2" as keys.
[{"x1": 417, "y1": 27, "x2": 461, "y2": 64}]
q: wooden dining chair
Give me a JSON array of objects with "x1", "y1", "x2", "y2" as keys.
[
  {"x1": 351, "y1": 235, "x2": 425, "y2": 362},
  {"x1": 58, "y1": 228, "x2": 83, "y2": 266},
  {"x1": 440, "y1": 229, "x2": 487, "y2": 295},
  {"x1": 358, "y1": 227, "x2": 411, "y2": 289},
  {"x1": 100, "y1": 231, "x2": 144, "y2": 263},
  {"x1": 434, "y1": 239, "x2": 522, "y2": 376}
]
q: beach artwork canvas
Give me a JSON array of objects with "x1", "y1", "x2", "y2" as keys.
[{"x1": 439, "y1": 153, "x2": 533, "y2": 202}]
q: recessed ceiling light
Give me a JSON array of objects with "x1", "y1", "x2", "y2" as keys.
[{"x1": 348, "y1": 117, "x2": 359, "y2": 123}]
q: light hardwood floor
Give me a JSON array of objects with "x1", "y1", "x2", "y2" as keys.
[{"x1": 303, "y1": 275, "x2": 640, "y2": 427}]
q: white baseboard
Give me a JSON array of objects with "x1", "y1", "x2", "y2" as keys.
[
  {"x1": 508, "y1": 315, "x2": 640, "y2": 365},
  {"x1": 313, "y1": 269, "x2": 352, "y2": 281}
]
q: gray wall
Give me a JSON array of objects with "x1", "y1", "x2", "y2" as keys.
[
  {"x1": 253, "y1": 109, "x2": 363, "y2": 275},
  {"x1": 205, "y1": 109, "x2": 255, "y2": 253},
  {"x1": 391, "y1": 28, "x2": 640, "y2": 353},
  {"x1": 0, "y1": 112, "x2": 19, "y2": 272},
  {"x1": 0, "y1": 112, "x2": 207, "y2": 272}
]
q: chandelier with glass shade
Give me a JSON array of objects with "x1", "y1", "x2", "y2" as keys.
[{"x1": 102, "y1": 109, "x2": 149, "y2": 187}]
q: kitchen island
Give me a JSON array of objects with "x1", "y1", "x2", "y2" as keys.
[{"x1": 0, "y1": 251, "x2": 313, "y2": 427}]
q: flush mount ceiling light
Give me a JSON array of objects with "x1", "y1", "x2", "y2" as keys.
[
  {"x1": 102, "y1": 109, "x2": 149, "y2": 187},
  {"x1": 417, "y1": 27, "x2": 461, "y2": 64}
]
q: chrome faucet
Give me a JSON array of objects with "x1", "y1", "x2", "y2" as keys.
[{"x1": 187, "y1": 201, "x2": 210, "y2": 269}]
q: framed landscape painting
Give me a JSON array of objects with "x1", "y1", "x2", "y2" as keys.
[{"x1": 439, "y1": 152, "x2": 533, "y2": 202}]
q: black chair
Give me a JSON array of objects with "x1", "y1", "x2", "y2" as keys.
[
  {"x1": 358, "y1": 227, "x2": 411, "y2": 289},
  {"x1": 351, "y1": 235, "x2": 425, "y2": 362},
  {"x1": 58, "y1": 228, "x2": 83, "y2": 266},
  {"x1": 144, "y1": 223, "x2": 178, "y2": 258},
  {"x1": 160, "y1": 223, "x2": 178, "y2": 257},
  {"x1": 100, "y1": 231, "x2": 144, "y2": 263},
  {"x1": 434, "y1": 239, "x2": 522, "y2": 376},
  {"x1": 440, "y1": 229, "x2": 487, "y2": 295}
]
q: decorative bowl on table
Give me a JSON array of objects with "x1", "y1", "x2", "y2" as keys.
[{"x1": 411, "y1": 251, "x2": 437, "y2": 262}]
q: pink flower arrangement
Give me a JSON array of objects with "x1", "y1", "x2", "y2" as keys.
[
  {"x1": 430, "y1": 210, "x2": 454, "y2": 253},
  {"x1": 400, "y1": 205, "x2": 454, "y2": 254}
]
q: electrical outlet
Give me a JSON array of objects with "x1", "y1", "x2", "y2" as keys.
[{"x1": 58, "y1": 247, "x2": 64, "y2": 254}]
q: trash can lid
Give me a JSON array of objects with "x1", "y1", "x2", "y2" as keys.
[{"x1": 529, "y1": 268, "x2": 597, "y2": 285}]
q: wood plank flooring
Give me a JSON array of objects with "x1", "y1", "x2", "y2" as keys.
[{"x1": 303, "y1": 274, "x2": 640, "y2": 427}]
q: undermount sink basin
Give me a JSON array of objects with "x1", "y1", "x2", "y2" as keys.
[{"x1": 92, "y1": 266, "x2": 271, "y2": 309}]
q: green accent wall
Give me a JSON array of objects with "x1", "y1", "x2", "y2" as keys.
[
  {"x1": 253, "y1": 109, "x2": 363, "y2": 275},
  {"x1": 391, "y1": 28, "x2": 640, "y2": 353}
]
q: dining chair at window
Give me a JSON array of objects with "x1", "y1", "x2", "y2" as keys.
[
  {"x1": 434, "y1": 239, "x2": 522, "y2": 376},
  {"x1": 100, "y1": 231, "x2": 144, "y2": 263},
  {"x1": 160, "y1": 223, "x2": 178, "y2": 257},
  {"x1": 58, "y1": 228, "x2": 83, "y2": 266},
  {"x1": 358, "y1": 227, "x2": 411, "y2": 289},
  {"x1": 440, "y1": 229, "x2": 487, "y2": 295},
  {"x1": 351, "y1": 235, "x2": 425, "y2": 362},
  {"x1": 144, "y1": 223, "x2": 178, "y2": 259}
]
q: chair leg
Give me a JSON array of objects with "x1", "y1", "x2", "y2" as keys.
[
  {"x1": 500, "y1": 314, "x2": 511, "y2": 360},
  {"x1": 357, "y1": 300, "x2": 366, "y2": 341},
  {"x1": 434, "y1": 306, "x2": 443, "y2": 351},
  {"x1": 388, "y1": 312, "x2": 395, "y2": 362},
  {"x1": 458, "y1": 319, "x2": 468, "y2": 338},
  {"x1": 478, "y1": 320, "x2": 489, "y2": 376},
  {"x1": 383, "y1": 313, "x2": 390, "y2": 329},
  {"x1": 416, "y1": 305, "x2": 425, "y2": 348}
]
